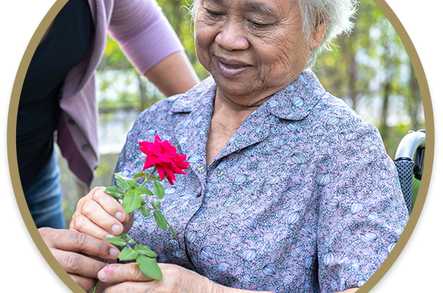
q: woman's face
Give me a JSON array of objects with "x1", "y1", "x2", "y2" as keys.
[{"x1": 194, "y1": 0, "x2": 322, "y2": 102}]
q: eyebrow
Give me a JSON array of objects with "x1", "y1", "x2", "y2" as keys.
[
  {"x1": 243, "y1": 1, "x2": 277, "y2": 17},
  {"x1": 205, "y1": 0, "x2": 227, "y2": 6},
  {"x1": 204, "y1": 0, "x2": 278, "y2": 17}
]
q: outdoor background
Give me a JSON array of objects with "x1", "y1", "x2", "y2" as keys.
[{"x1": 60, "y1": 0, "x2": 425, "y2": 223}]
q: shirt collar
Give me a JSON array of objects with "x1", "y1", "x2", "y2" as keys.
[
  {"x1": 170, "y1": 77, "x2": 216, "y2": 114},
  {"x1": 170, "y1": 70, "x2": 326, "y2": 121},
  {"x1": 265, "y1": 70, "x2": 326, "y2": 120}
]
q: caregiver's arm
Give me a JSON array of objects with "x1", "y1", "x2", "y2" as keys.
[
  {"x1": 109, "y1": 0, "x2": 198, "y2": 97},
  {"x1": 143, "y1": 50, "x2": 198, "y2": 96}
]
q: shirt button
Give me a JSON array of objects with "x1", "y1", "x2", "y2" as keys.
[
  {"x1": 292, "y1": 97, "x2": 304, "y2": 108},
  {"x1": 197, "y1": 165, "x2": 205, "y2": 173}
]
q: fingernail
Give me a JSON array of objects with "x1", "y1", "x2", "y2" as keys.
[
  {"x1": 111, "y1": 224, "x2": 122, "y2": 234},
  {"x1": 115, "y1": 212, "x2": 124, "y2": 222},
  {"x1": 109, "y1": 247, "x2": 119, "y2": 257},
  {"x1": 98, "y1": 269, "x2": 108, "y2": 282}
]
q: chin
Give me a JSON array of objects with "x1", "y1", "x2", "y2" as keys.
[{"x1": 216, "y1": 79, "x2": 251, "y2": 97}]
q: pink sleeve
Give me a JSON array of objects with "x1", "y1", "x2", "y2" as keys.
[{"x1": 109, "y1": 0, "x2": 184, "y2": 74}]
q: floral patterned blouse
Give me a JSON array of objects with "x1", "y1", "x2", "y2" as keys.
[{"x1": 115, "y1": 70, "x2": 409, "y2": 293}]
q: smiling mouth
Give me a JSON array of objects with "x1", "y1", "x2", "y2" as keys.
[{"x1": 215, "y1": 57, "x2": 251, "y2": 78}]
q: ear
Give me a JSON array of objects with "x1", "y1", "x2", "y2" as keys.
[{"x1": 309, "y1": 22, "x2": 326, "y2": 50}]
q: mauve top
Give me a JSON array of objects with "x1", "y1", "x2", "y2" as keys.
[
  {"x1": 56, "y1": 0, "x2": 183, "y2": 185},
  {"x1": 115, "y1": 71, "x2": 409, "y2": 293}
]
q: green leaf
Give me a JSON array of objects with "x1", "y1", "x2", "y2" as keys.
[
  {"x1": 133, "y1": 171, "x2": 145, "y2": 179},
  {"x1": 106, "y1": 235, "x2": 127, "y2": 247},
  {"x1": 139, "y1": 205, "x2": 151, "y2": 217},
  {"x1": 114, "y1": 173, "x2": 131, "y2": 191},
  {"x1": 105, "y1": 186, "x2": 123, "y2": 200},
  {"x1": 122, "y1": 233, "x2": 136, "y2": 245},
  {"x1": 118, "y1": 247, "x2": 139, "y2": 261},
  {"x1": 153, "y1": 181, "x2": 165, "y2": 199},
  {"x1": 153, "y1": 210, "x2": 168, "y2": 230},
  {"x1": 169, "y1": 227, "x2": 177, "y2": 240},
  {"x1": 137, "y1": 185, "x2": 153, "y2": 196},
  {"x1": 122, "y1": 190, "x2": 142, "y2": 214},
  {"x1": 119, "y1": 232, "x2": 131, "y2": 242},
  {"x1": 127, "y1": 178, "x2": 138, "y2": 190},
  {"x1": 136, "y1": 255, "x2": 163, "y2": 280},
  {"x1": 152, "y1": 200, "x2": 161, "y2": 210},
  {"x1": 134, "y1": 244, "x2": 157, "y2": 258}
]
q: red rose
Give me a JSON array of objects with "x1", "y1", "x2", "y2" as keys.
[{"x1": 139, "y1": 135, "x2": 190, "y2": 185}]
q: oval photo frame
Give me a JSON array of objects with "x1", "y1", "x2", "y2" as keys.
[{"x1": 7, "y1": 0, "x2": 434, "y2": 292}]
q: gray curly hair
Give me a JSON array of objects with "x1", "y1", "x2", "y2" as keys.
[
  {"x1": 299, "y1": 0, "x2": 358, "y2": 66},
  {"x1": 191, "y1": 0, "x2": 358, "y2": 66}
]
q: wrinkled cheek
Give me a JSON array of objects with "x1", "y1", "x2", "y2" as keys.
[
  {"x1": 195, "y1": 28, "x2": 212, "y2": 71},
  {"x1": 256, "y1": 52, "x2": 292, "y2": 86}
]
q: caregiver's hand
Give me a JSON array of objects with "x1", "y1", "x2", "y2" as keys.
[
  {"x1": 70, "y1": 187, "x2": 131, "y2": 240},
  {"x1": 97, "y1": 263, "x2": 216, "y2": 293},
  {"x1": 39, "y1": 227, "x2": 120, "y2": 291}
]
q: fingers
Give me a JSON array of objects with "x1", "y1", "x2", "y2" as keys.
[
  {"x1": 103, "y1": 282, "x2": 151, "y2": 293},
  {"x1": 71, "y1": 214, "x2": 110, "y2": 240},
  {"x1": 40, "y1": 228, "x2": 119, "y2": 260},
  {"x1": 92, "y1": 188, "x2": 128, "y2": 222},
  {"x1": 53, "y1": 249, "x2": 108, "y2": 278},
  {"x1": 71, "y1": 187, "x2": 128, "y2": 238},
  {"x1": 97, "y1": 263, "x2": 152, "y2": 283},
  {"x1": 84, "y1": 199, "x2": 124, "y2": 235},
  {"x1": 69, "y1": 274, "x2": 96, "y2": 291}
]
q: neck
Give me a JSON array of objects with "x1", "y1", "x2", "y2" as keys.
[
  {"x1": 214, "y1": 88, "x2": 270, "y2": 113},
  {"x1": 214, "y1": 90, "x2": 268, "y2": 120}
]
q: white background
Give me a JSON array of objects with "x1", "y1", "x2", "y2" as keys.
[{"x1": 0, "y1": 1, "x2": 442, "y2": 292}]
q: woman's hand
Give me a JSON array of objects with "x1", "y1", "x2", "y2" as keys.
[
  {"x1": 39, "y1": 228, "x2": 120, "y2": 291},
  {"x1": 97, "y1": 263, "x2": 215, "y2": 293},
  {"x1": 70, "y1": 187, "x2": 131, "y2": 240}
]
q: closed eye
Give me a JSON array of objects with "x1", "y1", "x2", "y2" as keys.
[
  {"x1": 248, "y1": 19, "x2": 273, "y2": 29},
  {"x1": 205, "y1": 8, "x2": 225, "y2": 18}
]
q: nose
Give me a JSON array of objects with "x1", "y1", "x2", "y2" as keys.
[{"x1": 214, "y1": 21, "x2": 249, "y2": 51}]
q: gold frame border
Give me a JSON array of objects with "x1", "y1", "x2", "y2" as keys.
[{"x1": 6, "y1": 0, "x2": 434, "y2": 292}]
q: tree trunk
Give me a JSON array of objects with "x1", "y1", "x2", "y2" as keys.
[
  {"x1": 380, "y1": 81, "x2": 392, "y2": 138},
  {"x1": 136, "y1": 74, "x2": 149, "y2": 111},
  {"x1": 171, "y1": 0, "x2": 183, "y2": 39},
  {"x1": 339, "y1": 33, "x2": 358, "y2": 110},
  {"x1": 408, "y1": 62, "x2": 421, "y2": 130},
  {"x1": 348, "y1": 49, "x2": 358, "y2": 110}
]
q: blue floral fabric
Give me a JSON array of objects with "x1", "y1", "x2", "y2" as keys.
[{"x1": 115, "y1": 70, "x2": 409, "y2": 293}]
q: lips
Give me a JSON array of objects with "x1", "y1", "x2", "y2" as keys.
[{"x1": 215, "y1": 56, "x2": 252, "y2": 78}]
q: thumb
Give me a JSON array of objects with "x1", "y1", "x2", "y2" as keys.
[{"x1": 97, "y1": 263, "x2": 153, "y2": 283}]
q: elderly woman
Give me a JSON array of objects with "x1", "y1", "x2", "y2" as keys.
[{"x1": 51, "y1": 0, "x2": 409, "y2": 292}]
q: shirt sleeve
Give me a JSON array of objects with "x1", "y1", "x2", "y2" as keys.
[
  {"x1": 316, "y1": 118, "x2": 409, "y2": 292},
  {"x1": 108, "y1": 0, "x2": 184, "y2": 74}
]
